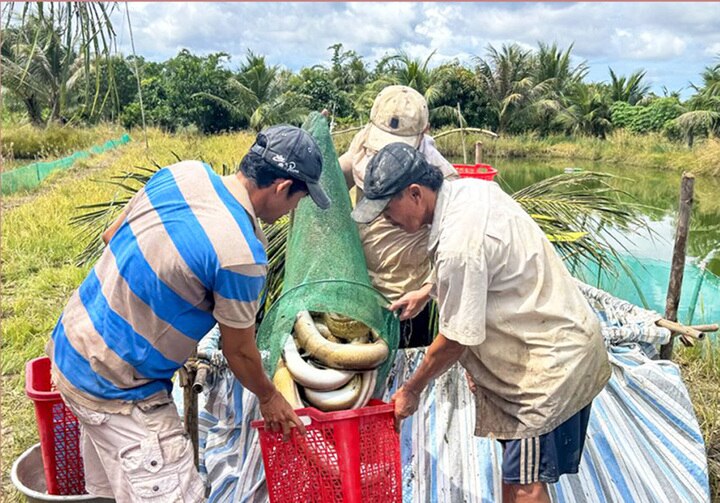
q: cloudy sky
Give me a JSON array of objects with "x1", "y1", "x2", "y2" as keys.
[{"x1": 110, "y1": 2, "x2": 720, "y2": 98}]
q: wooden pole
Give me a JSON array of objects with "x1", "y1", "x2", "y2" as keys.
[
  {"x1": 688, "y1": 324, "x2": 718, "y2": 333},
  {"x1": 659, "y1": 173, "x2": 695, "y2": 360},
  {"x1": 457, "y1": 103, "x2": 467, "y2": 164},
  {"x1": 432, "y1": 127, "x2": 498, "y2": 140},
  {"x1": 474, "y1": 141, "x2": 484, "y2": 164},
  {"x1": 656, "y1": 319, "x2": 704, "y2": 341},
  {"x1": 180, "y1": 359, "x2": 200, "y2": 468}
]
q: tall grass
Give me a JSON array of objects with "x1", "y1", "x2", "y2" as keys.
[
  {"x1": 678, "y1": 340, "x2": 720, "y2": 501},
  {"x1": 431, "y1": 129, "x2": 720, "y2": 177},
  {"x1": 0, "y1": 127, "x2": 254, "y2": 501},
  {"x1": 1, "y1": 122, "x2": 124, "y2": 169}
]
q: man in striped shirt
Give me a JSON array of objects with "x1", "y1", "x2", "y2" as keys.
[{"x1": 47, "y1": 125, "x2": 330, "y2": 502}]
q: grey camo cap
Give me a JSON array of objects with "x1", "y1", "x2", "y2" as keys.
[
  {"x1": 351, "y1": 142, "x2": 431, "y2": 224},
  {"x1": 250, "y1": 124, "x2": 330, "y2": 209}
]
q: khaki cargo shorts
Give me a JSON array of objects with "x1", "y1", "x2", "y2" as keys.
[{"x1": 63, "y1": 395, "x2": 205, "y2": 502}]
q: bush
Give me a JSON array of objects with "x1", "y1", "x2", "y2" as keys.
[{"x1": 611, "y1": 98, "x2": 683, "y2": 134}]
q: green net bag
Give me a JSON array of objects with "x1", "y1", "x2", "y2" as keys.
[{"x1": 257, "y1": 112, "x2": 399, "y2": 389}]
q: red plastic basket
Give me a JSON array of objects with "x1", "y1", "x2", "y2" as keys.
[
  {"x1": 453, "y1": 163, "x2": 498, "y2": 181},
  {"x1": 251, "y1": 400, "x2": 401, "y2": 503},
  {"x1": 25, "y1": 357, "x2": 86, "y2": 496}
]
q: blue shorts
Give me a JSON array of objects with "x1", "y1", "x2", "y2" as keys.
[{"x1": 499, "y1": 404, "x2": 592, "y2": 485}]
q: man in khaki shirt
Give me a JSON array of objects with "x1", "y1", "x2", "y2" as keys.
[
  {"x1": 338, "y1": 85, "x2": 458, "y2": 347},
  {"x1": 352, "y1": 143, "x2": 611, "y2": 503}
]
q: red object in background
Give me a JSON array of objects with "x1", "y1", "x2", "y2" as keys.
[
  {"x1": 25, "y1": 357, "x2": 86, "y2": 496},
  {"x1": 453, "y1": 163, "x2": 498, "y2": 181},
  {"x1": 251, "y1": 400, "x2": 402, "y2": 503}
]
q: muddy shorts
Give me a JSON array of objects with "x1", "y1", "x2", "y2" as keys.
[
  {"x1": 62, "y1": 395, "x2": 205, "y2": 502},
  {"x1": 499, "y1": 404, "x2": 592, "y2": 485}
]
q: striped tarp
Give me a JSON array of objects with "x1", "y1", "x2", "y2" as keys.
[{"x1": 193, "y1": 286, "x2": 710, "y2": 502}]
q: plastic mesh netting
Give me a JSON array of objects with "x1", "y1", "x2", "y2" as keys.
[{"x1": 256, "y1": 113, "x2": 399, "y2": 388}]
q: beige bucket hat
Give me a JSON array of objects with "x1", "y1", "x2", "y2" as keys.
[{"x1": 365, "y1": 85, "x2": 429, "y2": 152}]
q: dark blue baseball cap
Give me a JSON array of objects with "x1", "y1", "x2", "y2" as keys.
[
  {"x1": 351, "y1": 142, "x2": 433, "y2": 224},
  {"x1": 250, "y1": 124, "x2": 330, "y2": 209}
]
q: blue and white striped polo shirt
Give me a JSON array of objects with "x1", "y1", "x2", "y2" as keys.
[{"x1": 48, "y1": 161, "x2": 267, "y2": 412}]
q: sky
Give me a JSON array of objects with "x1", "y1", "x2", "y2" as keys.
[{"x1": 109, "y1": 2, "x2": 720, "y2": 98}]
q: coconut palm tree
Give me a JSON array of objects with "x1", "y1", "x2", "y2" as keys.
[
  {"x1": 0, "y1": 2, "x2": 119, "y2": 125},
  {"x1": 381, "y1": 50, "x2": 450, "y2": 107},
  {"x1": 356, "y1": 50, "x2": 459, "y2": 125},
  {"x1": 194, "y1": 51, "x2": 310, "y2": 131},
  {"x1": 557, "y1": 83, "x2": 613, "y2": 139},
  {"x1": 608, "y1": 68, "x2": 651, "y2": 105},
  {"x1": 475, "y1": 43, "x2": 553, "y2": 135},
  {"x1": 533, "y1": 42, "x2": 588, "y2": 96},
  {"x1": 667, "y1": 59, "x2": 720, "y2": 147},
  {"x1": 529, "y1": 43, "x2": 589, "y2": 135}
]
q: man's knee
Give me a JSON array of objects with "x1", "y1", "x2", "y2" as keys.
[{"x1": 503, "y1": 482, "x2": 550, "y2": 503}]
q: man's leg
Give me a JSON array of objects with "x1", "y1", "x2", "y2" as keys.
[
  {"x1": 73, "y1": 405, "x2": 114, "y2": 498},
  {"x1": 64, "y1": 396, "x2": 204, "y2": 503},
  {"x1": 502, "y1": 482, "x2": 550, "y2": 503},
  {"x1": 499, "y1": 404, "x2": 593, "y2": 503},
  {"x1": 399, "y1": 302, "x2": 433, "y2": 348}
]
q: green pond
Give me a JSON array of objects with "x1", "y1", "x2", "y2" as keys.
[{"x1": 459, "y1": 156, "x2": 720, "y2": 326}]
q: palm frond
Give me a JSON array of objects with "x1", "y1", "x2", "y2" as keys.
[{"x1": 511, "y1": 171, "x2": 649, "y2": 274}]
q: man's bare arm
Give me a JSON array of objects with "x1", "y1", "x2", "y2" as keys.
[
  {"x1": 404, "y1": 334, "x2": 465, "y2": 394},
  {"x1": 220, "y1": 323, "x2": 306, "y2": 437},
  {"x1": 392, "y1": 334, "x2": 465, "y2": 428},
  {"x1": 102, "y1": 207, "x2": 130, "y2": 245},
  {"x1": 338, "y1": 152, "x2": 356, "y2": 190}
]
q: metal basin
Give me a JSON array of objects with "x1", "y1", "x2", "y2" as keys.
[{"x1": 10, "y1": 444, "x2": 114, "y2": 503}]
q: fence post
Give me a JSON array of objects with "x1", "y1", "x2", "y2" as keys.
[
  {"x1": 474, "y1": 141, "x2": 483, "y2": 164},
  {"x1": 659, "y1": 173, "x2": 695, "y2": 360},
  {"x1": 179, "y1": 356, "x2": 200, "y2": 468},
  {"x1": 456, "y1": 103, "x2": 467, "y2": 164}
]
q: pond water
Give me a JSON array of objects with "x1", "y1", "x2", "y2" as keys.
[{"x1": 456, "y1": 156, "x2": 720, "y2": 326}]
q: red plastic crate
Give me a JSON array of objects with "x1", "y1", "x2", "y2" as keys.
[
  {"x1": 453, "y1": 163, "x2": 498, "y2": 181},
  {"x1": 25, "y1": 357, "x2": 86, "y2": 496},
  {"x1": 251, "y1": 400, "x2": 401, "y2": 503}
]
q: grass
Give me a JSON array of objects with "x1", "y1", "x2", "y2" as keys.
[
  {"x1": 1, "y1": 124, "x2": 718, "y2": 501},
  {"x1": 677, "y1": 340, "x2": 720, "y2": 502}
]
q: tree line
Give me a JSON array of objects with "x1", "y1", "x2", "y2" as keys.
[{"x1": 2, "y1": 3, "x2": 719, "y2": 146}]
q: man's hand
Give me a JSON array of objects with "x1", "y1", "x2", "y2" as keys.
[
  {"x1": 465, "y1": 371, "x2": 477, "y2": 394},
  {"x1": 258, "y1": 389, "x2": 307, "y2": 440},
  {"x1": 388, "y1": 284, "x2": 432, "y2": 321},
  {"x1": 391, "y1": 385, "x2": 421, "y2": 432}
]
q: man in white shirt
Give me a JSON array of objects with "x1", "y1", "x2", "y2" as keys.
[{"x1": 351, "y1": 142, "x2": 611, "y2": 503}]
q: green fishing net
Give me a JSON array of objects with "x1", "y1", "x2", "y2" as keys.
[
  {"x1": 257, "y1": 112, "x2": 399, "y2": 389},
  {"x1": 1, "y1": 134, "x2": 131, "y2": 194}
]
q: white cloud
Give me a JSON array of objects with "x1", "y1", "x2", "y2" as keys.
[
  {"x1": 613, "y1": 29, "x2": 687, "y2": 60},
  {"x1": 705, "y1": 43, "x2": 720, "y2": 57},
  {"x1": 107, "y1": 2, "x2": 718, "y2": 97}
]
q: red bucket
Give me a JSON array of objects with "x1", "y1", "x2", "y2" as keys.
[
  {"x1": 25, "y1": 357, "x2": 86, "y2": 495},
  {"x1": 453, "y1": 163, "x2": 498, "y2": 181},
  {"x1": 251, "y1": 400, "x2": 401, "y2": 503}
]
